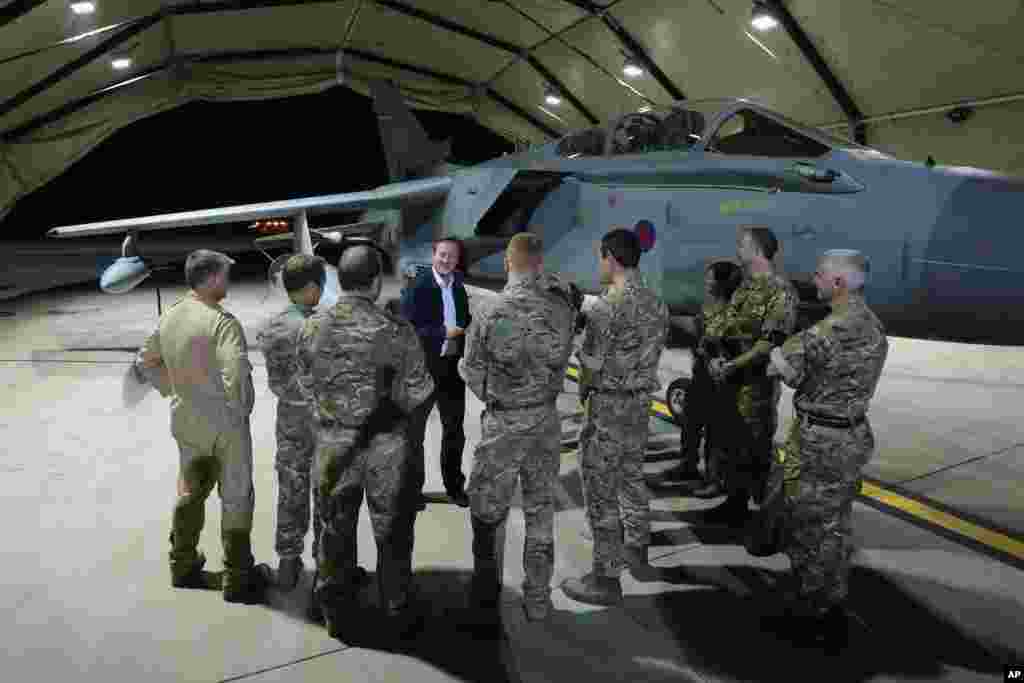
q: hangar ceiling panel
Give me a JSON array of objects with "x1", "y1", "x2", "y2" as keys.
[
  {"x1": 611, "y1": 0, "x2": 843, "y2": 126},
  {"x1": 397, "y1": 0, "x2": 587, "y2": 47},
  {"x1": 170, "y1": 3, "x2": 361, "y2": 54},
  {"x1": 491, "y1": 59, "x2": 592, "y2": 135},
  {"x1": 348, "y1": 1, "x2": 511, "y2": 84},
  {"x1": 0, "y1": 22, "x2": 169, "y2": 133},
  {"x1": 464, "y1": 96, "x2": 551, "y2": 146},
  {"x1": 0, "y1": 0, "x2": 160, "y2": 53},
  {"x1": 790, "y1": 0, "x2": 1024, "y2": 118},
  {"x1": 539, "y1": 16, "x2": 672, "y2": 122}
]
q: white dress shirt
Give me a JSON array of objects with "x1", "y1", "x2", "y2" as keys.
[{"x1": 433, "y1": 267, "x2": 458, "y2": 356}]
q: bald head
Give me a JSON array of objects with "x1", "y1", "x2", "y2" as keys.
[
  {"x1": 506, "y1": 232, "x2": 544, "y2": 273},
  {"x1": 819, "y1": 249, "x2": 868, "y2": 292},
  {"x1": 338, "y1": 244, "x2": 382, "y2": 292}
]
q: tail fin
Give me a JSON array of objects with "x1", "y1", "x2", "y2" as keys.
[{"x1": 369, "y1": 80, "x2": 451, "y2": 181}]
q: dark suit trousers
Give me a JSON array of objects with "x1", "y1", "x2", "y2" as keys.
[{"x1": 407, "y1": 354, "x2": 467, "y2": 496}]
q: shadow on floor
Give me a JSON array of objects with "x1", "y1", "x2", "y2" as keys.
[
  {"x1": 615, "y1": 563, "x2": 1006, "y2": 681},
  {"x1": 265, "y1": 566, "x2": 514, "y2": 683}
]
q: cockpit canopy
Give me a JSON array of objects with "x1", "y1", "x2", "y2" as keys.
[{"x1": 554, "y1": 99, "x2": 883, "y2": 160}]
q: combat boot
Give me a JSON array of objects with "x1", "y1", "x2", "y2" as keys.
[
  {"x1": 170, "y1": 552, "x2": 222, "y2": 590},
  {"x1": 561, "y1": 572, "x2": 622, "y2": 606},
  {"x1": 223, "y1": 563, "x2": 272, "y2": 605},
  {"x1": 320, "y1": 594, "x2": 358, "y2": 642},
  {"x1": 701, "y1": 495, "x2": 751, "y2": 527},
  {"x1": 661, "y1": 461, "x2": 703, "y2": 482},
  {"x1": 691, "y1": 480, "x2": 725, "y2": 499},
  {"x1": 276, "y1": 556, "x2": 303, "y2": 591}
]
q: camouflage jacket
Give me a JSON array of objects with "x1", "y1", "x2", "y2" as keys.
[
  {"x1": 257, "y1": 302, "x2": 316, "y2": 405},
  {"x1": 696, "y1": 300, "x2": 730, "y2": 357},
  {"x1": 459, "y1": 272, "x2": 576, "y2": 413},
  {"x1": 771, "y1": 295, "x2": 888, "y2": 422},
  {"x1": 578, "y1": 270, "x2": 668, "y2": 395},
  {"x1": 718, "y1": 271, "x2": 799, "y2": 354},
  {"x1": 295, "y1": 294, "x2": 434, "y2": 429},
  {"x1": 717, "y1": 271, "x2": 798, "y2": 415}
]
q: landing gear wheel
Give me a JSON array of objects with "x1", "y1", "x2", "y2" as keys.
[{"x1": 666, "y1": 377, "x2": 690, "y2": 427}]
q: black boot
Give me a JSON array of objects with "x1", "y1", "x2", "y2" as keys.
[
  {"x1": 661, "y1": 460, "x2": 703, "y2": 482},
  {"x1": 276, "y1": 556, "x2": 303, "y2": 591},
  {"x1": 171, "y1": 552, "x2": 222, "y2": 590},
  {"x1": 701, "y1": 494, "x2": 751, "y2": 526},
  {"x1": 223, "y1": 563, "x2": 272, "y2": 604}
]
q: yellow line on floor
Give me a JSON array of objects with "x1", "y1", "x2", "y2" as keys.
[
  {"x1": 564, "y1": 364, "x2": 1024, "y2": 564},
  {"x1": 859, "y1": 481, "x2": 1024, "y2": 562}
]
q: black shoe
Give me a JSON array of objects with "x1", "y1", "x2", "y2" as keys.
[
  {"x1": 171, "y1": 553, "x2": 222, "y2": 590},
  {"x1": 701, "y1": 498, "x2": 751, "y2": 527},
  {"x1": 223, "y1": 563, "x2": 272, "y2": 604},
  {"x1": 383, "y1": 604, "x2": 425, "y2": 642},
  {"x1": 691, "y1": 480, "x2": 725, "y2": 499},
  {"x1": 447, "y1": 490, "x2": 470, "y2": 508},
  {"x1": 661, "y1": 462, "x2": 703, "y2": 482},
  {"x1": 322, "y1": 598, "x2": 357, "y2": 641}
]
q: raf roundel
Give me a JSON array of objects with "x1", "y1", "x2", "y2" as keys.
[{"x1": 634, "y1": 220, "x2": 656, "y2": 252}]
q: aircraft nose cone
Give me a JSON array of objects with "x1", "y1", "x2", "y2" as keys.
[{"x1": 100, "y1": 256, "x2": 151, "y2": 294}]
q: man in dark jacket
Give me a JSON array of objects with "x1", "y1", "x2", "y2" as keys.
[{"x1": 400, "y1": 237, "x2": 473, "y2": 507}]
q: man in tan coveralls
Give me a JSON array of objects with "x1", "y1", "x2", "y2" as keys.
[
  {"x1": 458, "y1": 233, "x2": 577, "y2": 624},
  {"x1": 137, "y1": 249, "x2": 271, "y2": 604},
  {"x1": 562, "y1": 229, "x2": 669, "y2": 606}
]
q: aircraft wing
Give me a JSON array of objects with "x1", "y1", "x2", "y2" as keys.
[{"x1": 45, "y1": 177, "x2": 452, "y2": 238}]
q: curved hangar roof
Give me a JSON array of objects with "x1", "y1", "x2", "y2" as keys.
[{"x1": 2, "y1": 0, "x2": 1023, "y2": 222}]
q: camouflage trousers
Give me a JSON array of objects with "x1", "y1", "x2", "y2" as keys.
[
  {"x1": 466, "y1": 406, "x2": 561, "y2": 607},
  {"x1": 274, "y1": 401, "x2": 320, "y2": 560},
  {"x1": 314, "y1": 427, "x2": 416, "y2": 611},
  {"x1": 169, "y1": 412, "x2": 255, "y2": 593},
  {"x1": 579, "y1": 391, "x2": 651, "y2": 578},
  {"x1": 720, "y1": 379, "x2": 780, "y2": 502},
  {"x1": 781, "y1": 417, "x2": 875, "y2": 616}
]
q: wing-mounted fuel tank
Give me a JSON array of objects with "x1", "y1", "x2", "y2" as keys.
[{"x1": 100, "y1": 232, "x2": 152, "y2": 294}]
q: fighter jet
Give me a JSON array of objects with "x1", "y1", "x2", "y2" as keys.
[{"x1": 47, "y1": 80, "x2": 1024, "y2": 346}]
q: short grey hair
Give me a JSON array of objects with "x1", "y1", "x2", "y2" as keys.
[
  {"x1": 185, "y1": 249, "x2": 235, "y2": 289},
  {"x1": 820, "y1": 249, "x2": 868, "y2": 291}
]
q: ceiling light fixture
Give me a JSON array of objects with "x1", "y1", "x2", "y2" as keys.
[
  {"x1": 544, "y1": 84, "x2": 561, "y2": 107},
  {"x1": 751, "y1": 1, "x2": 778, "y2": 31},
  {"x1": 111, "y1": 54, "x2": 132, "y2": 70},
  {"x1": 622, "y1": 55, "x2": 644, "y2": 78},
  {"x1": 70, "y1": 1, "x2": 96, "y2": 15}
]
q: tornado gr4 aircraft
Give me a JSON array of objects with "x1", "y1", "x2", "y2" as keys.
[{"x1": 47, "y1": 80, "x2": 1024, "y2": 346}]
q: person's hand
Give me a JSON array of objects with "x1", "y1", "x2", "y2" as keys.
[
  {"x1": 140, "y1": 349, "x2": 163, "y2": 368},
  {"x1": 446, "y1": 326, "x2": 464, "y2": 339},
  {"x1": 708, "y1": 358, "x2": 733, "y2": 382}
]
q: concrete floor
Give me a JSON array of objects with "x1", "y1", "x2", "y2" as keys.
[{"x1": 2, "y1": 268, "x2": 1022, "y2": 682}]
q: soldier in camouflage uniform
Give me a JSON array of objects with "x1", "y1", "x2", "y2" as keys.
[
  {"x1": 562, "y1": 229, "x2": 669, "y2": 606},
  {"x1": 295, "y1": 244, "x2": 434, "y2": 642},
  {"x1": 256, "y1": 254, "x2": 328, "y2": 591},
  {"x1": 765, "y1": 249, "x2": 887, "y2": 650},
  {"x1": 662, "y1": 260, "x2": 743, "y2": 489},
  {"x1": 458, "y1": 233, "x2": 577, "y2": 624},
  {"x1": 136, "y1": 250, "x2": 271, "y2": 604},
  {"x1": 705, "y1": 227, "x2": 798, "y2": 526}
]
